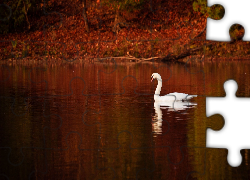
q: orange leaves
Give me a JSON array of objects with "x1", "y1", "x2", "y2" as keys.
[{"x1": 0, "y1": 0, "x2": 210, "y2": 61}]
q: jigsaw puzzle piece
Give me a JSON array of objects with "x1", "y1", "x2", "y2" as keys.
[
  {"x1": 75, "y1": 41, "x2": 100, "y2": 60},
  {"x1": 41, "y1": 58, "x2": 118, "y2": 97},
  {"x1": 77, "y1": 9, "x2": 115, "y2": 59},
  {"x1": 75, "y1": 5, "x2": 106, "y2": 60},
  {"x1": 42, "y1": 0, "x2": 84, "y2": 16},
  {"x1": 166, "y1": 42, "x2": 205, "y2": 112},
  {"x1": 206, "y1": 114, "x2": 225, "y2": 131},
  {"x1": 179, "y1": 23, "x2": 206, "y2": 67},
  {"x1": 0, "y1": 40, "x2": 13, "y2": 60},
  {"x1": 96, "y1": 80, "x2": 155, "y2": 149},
  {"x1": 28, "y1": 62, "x2": 105, "y2": 97},
  {"x1": 192, "y1": 148, "x2": 250, "y2": 179},
  {"x1": 0, "y1": 65, "x2": 46, "y2": 164},
  {"x1": 22, "y1": 41, "x2": 46, "y2": 61},
  {"x1": 98, "y1": 22, "x2": 130, "y2": 59},
  {"x1": 150, "y1": 95, "x2": 207, "y2": 167},
  {"x1": 189, "y1": 23, "x2": 207, "y2": 42},
  {"x1": 0, "y1": 95, "x2": 57, "y2": 164},
  {"x1": 126, "y1": 18, "x2": 152, "y2": 42},
  {"x1": 184, "y1": 43, "x2": 206, "y2": 72},
  {"x1": 206, "y1": 80, "x2": 250, "y2": 167},
  {"x1": 125, "y1": 7, "x2": 175, "y2": 60},
  {"x1": 45, "y1": 41, "x2": 79, "y2": 62},
  {"x1": 9, "y1": 40, "x2": 29, "y2": 60},
  {"x1": 97, "y1": 131, "x2": 155, "y2": 179},
  {"x1": 0, "y1": 147, "x2": 47, "y2": 180},
  {"x1": 182, "y1": 44, "x2": 206, "y2": 110},
  {"x1": 0, "y1": 3, "x2": 12, "y2": 22},
  {"x1": 0, "y1": 39, "x2": 30, "y2": 60},
  {"x1": 1, "y1": 39, "x2": 46, "y2": 62},
  {"x1": 152, "y1": 24, "x2": 206, "y2": 71},
  {"x1": 41, "y1": 74, "x2": 101, "y2": 117},
  {"x1": 98, "y1": 70, "x2": 137, "y2": 96},
  {"x1": 42, "y1": 4, "x2": 103, "y2": 62},
  {"x1": 205, "y1": 40, "x2": 250, "y2": 61},
  {"x1": 151, "y1": 7, "x2": 180, "y2": 41},
  {"x1": 137, "y1": 146, "x2": 206, "y2": 179},
  {"x1": 0, "y1": 65, "x2": 48, "y2": 119},
  {"x1": 39, "y1": 132, "x2": 116, "y2": 179},
  {"x1": 206, "y1": 0, "x2": 250, "y2": 41},
  {"x1": 98, "y1": 21, "x2": 127, "y2": 59},
  {"x1": 96, "y1": 58, "x2": 132, "y2": 96},
  {"x1": 126, "y1": 0, "x2": 179, "y2": 41},
  {"x1": 41, "y1": 11, "x2": 63, "y2": 41},
  {"x1": 150, "y1": 71, "x2": 206, "y2": 176},
  {"x1": 43, "y1": 109, "x2": 101, "y2": 150},
  {"x1": 0, "y1": 65, "x2": 10, "y2": 82},
  {"x1": 3, "y1": 66, "x2": 49, "y2": 117},
  {"x1": 0, "y1": 81, "x2": 47, "y2": 176},
  {"x1": 41, "y1": 0, "x2": 63, "y2": 25},
  {"x1": 0, "y1": 68, "x2": 101, "y2": 156},
  {"x1": 122, "y1": 1, "x2": 170, "y2": 60}
]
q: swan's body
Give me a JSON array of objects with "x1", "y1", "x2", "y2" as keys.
[{"x1": 151, "y1": 73, "x2": 197, "y2": 102}]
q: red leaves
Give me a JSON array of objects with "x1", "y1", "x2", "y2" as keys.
[{"x1": 0, "y1": 0, "x2": 209, "y2": 61}]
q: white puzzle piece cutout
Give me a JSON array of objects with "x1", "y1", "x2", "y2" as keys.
[
  {"x1": 206, "y1": 0, "x2": 250, "y2": 41},
  {"x1": 206, "y1": 80, "x2": 250, "y2": 167}
]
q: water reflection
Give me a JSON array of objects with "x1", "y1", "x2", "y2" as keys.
[
  {"x1": 2, "y1": 61, "x2": 250, "y2": 179},
  {"x1": 152, "y1": 100, "x2": 197, "y2": 135}
]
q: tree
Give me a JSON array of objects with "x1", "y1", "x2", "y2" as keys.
[
  {"x1": 0, "y1": 3, "x2": 12, "y2": 34},
  {"x1": 103, "y1": 0, "x2": 145, "y2": 33},
  {"x1": 192, "y1": 0, "x2": 224, "y2": 20},
  {"x1": 192, "y1": 0, "x2": 243, "y2": 42},
  {"x1": 81, "y1": 0, "x2": 90, "y2": 33},
  {"x1": 0, "y1": 0, "x2": 43, "y2": 33}
]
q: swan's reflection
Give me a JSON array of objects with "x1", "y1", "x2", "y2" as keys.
[{"x1": 152, "y1": 100, "x2": 197, "y2": 135}]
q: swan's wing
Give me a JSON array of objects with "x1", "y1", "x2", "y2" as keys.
[
  {"x1": 186, "y1": 95, "x2": 197, "y2": 100},
  {"x1": 156, "y1": 101, "x2": 174, "y2": 107},
  {"x1": 167, "y1": 92, "x2": 189, "y2": 100},
  {"x1": 167, "y1": 92, "x2": 197, "y2": 101},
  {"x1": 155, "y1": 94, "x2": 176, "y2": 102}
]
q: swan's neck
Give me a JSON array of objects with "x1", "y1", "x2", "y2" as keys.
[{"x1": 155, "y1": 79, "x2": 162, "y2": 95}]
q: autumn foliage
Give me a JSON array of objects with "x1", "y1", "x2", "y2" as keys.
[{"x1": 0, "y1": 0, "x2": 249, "y2": 61}]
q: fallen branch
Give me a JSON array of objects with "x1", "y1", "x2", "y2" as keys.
[
  {"x1": 161, "y1": 26, "x2": 209, "y2": 62},
  {"x1": 161, "y1": 42, "x2": 215, "y2": 61},
  {"x1": 97, "y1": 56, "x2": 163, "y2": 62},
  {"x1": 162, "y1": 45, "x2": 204, "y2": 61}
]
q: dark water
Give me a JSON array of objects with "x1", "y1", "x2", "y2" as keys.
[{"x1": 1, "y1": 60, "x2": 250, "y2": 179}]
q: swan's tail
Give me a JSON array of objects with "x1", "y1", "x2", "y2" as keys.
[{"x1": 186, "y1": 95, "x2": 197, "y2": 100}]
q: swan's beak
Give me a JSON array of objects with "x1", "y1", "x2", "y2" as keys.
[{"x1": 151, "y1": 77, "x2": 154, "y2": 82}]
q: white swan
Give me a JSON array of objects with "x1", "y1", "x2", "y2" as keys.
[{"x1": 151, "y1": 73, "x2": 197, "y2": 102}]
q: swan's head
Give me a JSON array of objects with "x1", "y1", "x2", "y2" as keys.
[{"x1": 151, "y1": 73, "x2": 162, "y2": 82}]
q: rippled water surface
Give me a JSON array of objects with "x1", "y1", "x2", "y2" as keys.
[{"x1": 1, "y1": 60, "x2": 250, "y2": 179}]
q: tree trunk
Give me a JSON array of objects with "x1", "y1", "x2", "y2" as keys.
[
  {"x1": 82, "y1": 0, "x2": 89, "y2": 33},
  {"x1": 24, "y1": 11, "x2": 30, "y2": 30},
  {"x1": 23, "y1": 0, "x2": 30, "y2": 30},
  {"x1": 161, "y1": 43, "x2": 213, "y2": 62},
  {"x1": 112, "y1": 9, "x2": 127, "y2": 33},
  {"x1": 161, "y1": 26, "x2": 208, "y2": 61}
]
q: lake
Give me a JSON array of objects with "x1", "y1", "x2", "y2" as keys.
[{"x1": 1, "y1": 60, "x2": 250, "y2": 179}]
